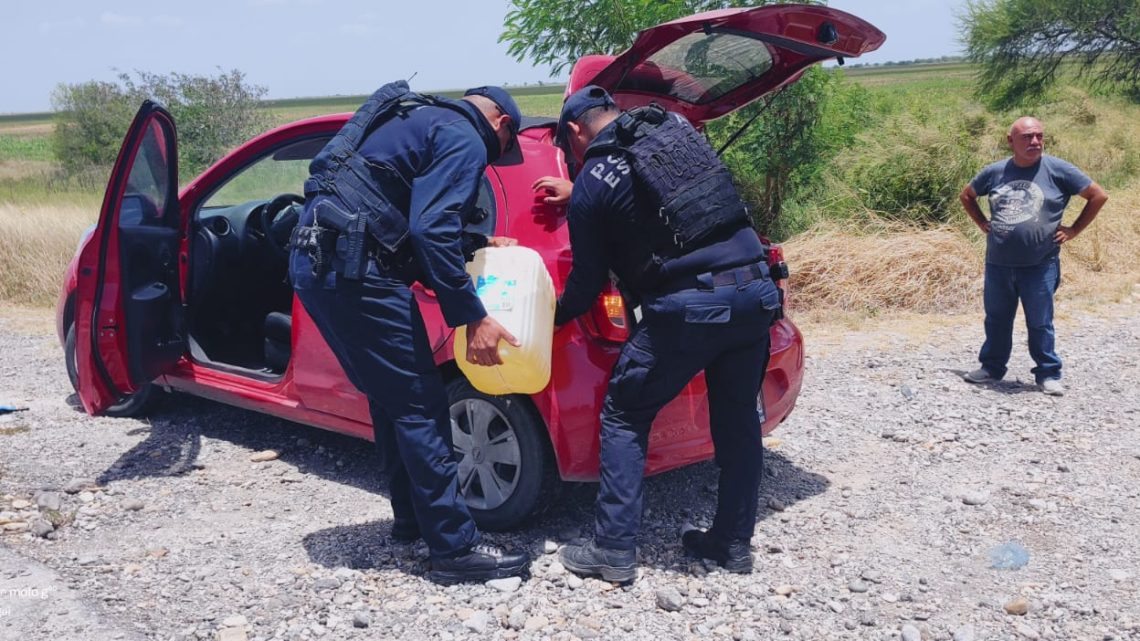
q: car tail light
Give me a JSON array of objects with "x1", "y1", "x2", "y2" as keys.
[
  {"x1": 582, "y1": 283, "x2": 630, "y2": 343},
  {"x1": 761, "y1": 236, "x2": 791, "y2": 315}
]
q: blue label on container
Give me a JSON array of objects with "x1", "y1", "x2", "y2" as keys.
[{"x1": 475, "y1": 274, "x2": 516, "y2": 311}]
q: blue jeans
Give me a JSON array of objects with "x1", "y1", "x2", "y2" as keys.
[
  {"x1": 979, "y1": 257, "x2": 1062, "y2": 383},
  {"x1": 594, "y1": 268, "x2": 781, "y2": 551}
]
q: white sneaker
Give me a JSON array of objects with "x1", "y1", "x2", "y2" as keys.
[
  {"x1": 963, "y1": 368, "x2": 995, "y2": 383},
  {"x1": 1041, "y1": 378, "x2": 1065, "y2": 396}
]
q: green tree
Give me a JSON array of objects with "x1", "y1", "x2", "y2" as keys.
[
  {"x1": 502, "y1": 0, "x2": 728, "y2": 75},
  {"x1": 50, "y1": 81, "x2": 137, "y2": 175},
  {"x1": 500, "y1": 0, "x2": 860, "y2": 236},
  {"x1": 711, "y1": 67, "x2": 871, "y2": 237},
  {"x1": 962, "y1": 0, "x2": 1140, "y2": 108},
  {"x1": 52, "y1": 69, "x2": 270, "y2": 179}
]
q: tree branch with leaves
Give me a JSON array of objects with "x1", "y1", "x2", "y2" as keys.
[{"x1": 961, "y1": 0, "x2": 1140, "y2": 108}]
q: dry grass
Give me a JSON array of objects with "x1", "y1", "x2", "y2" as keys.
[
  {"x1": 1057, "y1": 179, "x2": 1140, "y2": 304},
  {"x1": 0, "y1": 202, "x2": 97, "y2": 307},
  {"x1": 784, "y1": 219, "x2": 984, "y2": 314},
  {"x1": 1, "y1": 184, "x2": 1136, "y2": 317},
  {"x1": 783, "y1": 181, "x2": 1140, "y2": 316},
  {"x1": 0, "y1": 160, "x2": 55, "y2": 181}
]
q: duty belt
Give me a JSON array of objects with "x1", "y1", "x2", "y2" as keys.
[
  {"x1": 290, "y1": 224, "x2": 337, "y2": 276},
  {"x1": 290, "y1": 221, "x2": 413, "y2": 281},
  {"x1": 657, "y1": 262, "x2": 767, "y2": 293}
]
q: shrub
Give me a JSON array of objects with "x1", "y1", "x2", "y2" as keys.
[
  {"x1": 843, "y1": 116, "x2": 980, "y2": 225},
  {"x1": 51, "y1": 69, "x2": 269, "y2": 180},
  {"x1": 710, "y1": 68, "x2": 874, "y2": 239},
  {"x1": 50, "y1": 81, "x2": 136, "y2": 175}
]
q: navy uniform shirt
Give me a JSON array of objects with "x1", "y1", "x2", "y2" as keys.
[
  {"x1": 354, "y1": 101, "x2": 490, "y2": 327},
  {"x1": 555, "y1": 120, "x2": 766, "y2": 326}
]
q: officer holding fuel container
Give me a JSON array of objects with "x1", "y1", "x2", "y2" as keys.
[
  {"x1": 289, "y1": 81, "x2": 529, "y2": 584},
  {"x1": 540, "y1": 86, "x2": 784, "y2": 583}
]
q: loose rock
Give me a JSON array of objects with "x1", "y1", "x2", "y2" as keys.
[
  {"x1": 961, "y1": 490, "x2": 990, "y2": 506},
  {"x1": 487, "y1": 576, "x2": 523, "y2": 593},
  {"x1": 1004, "y1": 596, "x2": 1030, "y2": 616},
  {"x1": 953, "y1": 624, "x2": 975, "y2": 641},
  {"x1": 656, "y1": 588, "x2": 684, "y2": 612}
]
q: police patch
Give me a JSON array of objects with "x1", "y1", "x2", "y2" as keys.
[{"x1": 588, "y1": 155, "x2": 630, "y2": 189}]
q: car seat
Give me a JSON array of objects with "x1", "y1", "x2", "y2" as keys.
[{"x1": 264, "y1": 312, "x2": 292, "y2": 373}]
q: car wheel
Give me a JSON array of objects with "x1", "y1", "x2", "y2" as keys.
[
  {"x1": 65, "y1": 322, "x2": 159, "y2": 418},
  {"x1": 446, "y1": 377, "x2": 555, "y2": 531}
]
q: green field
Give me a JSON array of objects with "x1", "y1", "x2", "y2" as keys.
[
  {"x1": 844, "y1": 61, "x2": 975, "y2": 84},
  {"x1": 262, "y1": 88, "x2": 566, "y2": 125}
]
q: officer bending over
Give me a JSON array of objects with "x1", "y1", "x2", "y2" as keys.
[
  {"x1": 289, "y1": 81, "x2": 529, "y2": 584},
  {"x1": 546, "y1": 86, "x2": 783, "y2": 583}
]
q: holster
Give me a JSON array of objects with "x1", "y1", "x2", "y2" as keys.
[{"x1": 336, "y1": 211, "x2": 370, "y2": 281}]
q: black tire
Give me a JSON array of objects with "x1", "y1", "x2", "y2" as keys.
[
  {"x1": 65, "y1": 323, "x2": 159, "y2": 418},
  {"x1": 445, "y1": 377, "x2": 557, "y2": 531}
]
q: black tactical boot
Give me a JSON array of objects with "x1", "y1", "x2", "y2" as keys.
[
  {"x1": 681, "y1": 529, "x2": 753, "y2": 573},
  {"x1": 428, "y1": 543, "x2": 529, "y2": 584},
  {"x1": 559, "y1": 540, "x2": 637, "y2": 583}
]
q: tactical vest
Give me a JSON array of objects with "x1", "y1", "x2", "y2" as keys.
[
  {"x1": 303, "y1": 80, "x2": 482, "y2": 262},
  {"x1": 586, "y1": 105, "x2": 751, "y2": 259}
]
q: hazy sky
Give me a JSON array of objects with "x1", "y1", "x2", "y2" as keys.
[{"x1": 1, "y1": 0, "x2": 966, "y2": 114}]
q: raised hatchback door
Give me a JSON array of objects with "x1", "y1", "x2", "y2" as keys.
[
  {"x1": 73, "y1": 100, "x2": 186, "y2": 414},
  {"x1": 569, "y1": 4, "x2": 885, "y2": 125}
]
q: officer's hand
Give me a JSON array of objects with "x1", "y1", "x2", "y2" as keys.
[
  {"x1": 466, "y1": 317, "x2": 521, "y2": 366},
  {"x1": 532, "y1": 177, "x2": 573, "y2": 207},
  {"x1": 486, "y1": 236, "x2": 518, "y2": 247}
]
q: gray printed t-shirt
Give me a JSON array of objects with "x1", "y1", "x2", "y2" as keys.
[{"x1": 971, "y1": 155, "x2": 1092, "y2": 267}]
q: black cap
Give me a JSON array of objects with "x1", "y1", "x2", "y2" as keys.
[
  {"x1": 464, "y1": 86, "x2": 522, "y2": 148},
  {"x1": 556, "y1": 85, "x2": 616, "y2": 149}
]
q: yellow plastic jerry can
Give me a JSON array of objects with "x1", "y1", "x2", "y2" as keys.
[{"x1": 454, "y1": 246, "x2": 555, "y2": 395}]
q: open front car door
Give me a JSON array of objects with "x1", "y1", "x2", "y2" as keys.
[
  {"x1": 569, "y1": 3, "x2": 886, "y2": 125},
  {"x1": 73, "y1": 101, "x2": 186, "y2": 414}
]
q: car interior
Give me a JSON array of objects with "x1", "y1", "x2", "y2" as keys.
[{"x1": 184, "y1": 135, "x2": 497, "y2": 379}]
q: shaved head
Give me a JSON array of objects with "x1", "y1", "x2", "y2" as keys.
[
  {"x1": 1007, "y1": 116, "x2": 1045, "y2": 167},
  {"x1": 1008, "y1": 116, "x2": 1043, "y2": 137}
]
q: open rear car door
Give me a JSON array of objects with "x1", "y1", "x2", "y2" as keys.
[
  {"x1": 568, "y1": 3, "x2": 886, "y2": 124},
  {"x1": 73, "y1": 101, "x2": 186, "y2": 414}
]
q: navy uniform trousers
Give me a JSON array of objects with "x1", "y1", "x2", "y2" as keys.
[
  {"x1": 594, "y1": 266, "x2": 780, "y2": 552},
  {"x1": 289, "y1": 248, "x2": 480, "y2": 558}
]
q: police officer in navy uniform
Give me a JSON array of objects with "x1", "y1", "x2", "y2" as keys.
[
  {"x1": 544, "y1": 86, "x2": 783, "y2": 583},
  {"x1": 289, "y1": 82, "x2": 529, "y2": 584}
]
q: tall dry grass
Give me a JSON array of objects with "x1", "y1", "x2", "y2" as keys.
[
  {"x1": 0, "y1": 202, "x2": 97, "y2": 307},
  {"x1": 1057, "y1": 180, "x2": 1140, "y2": 304},
  {"x1": 783, "y1": 219, "x2": 983, "y2": 314},
  {"x1": 783, "y1": 180, "x2": 1140, "y2": 315}
]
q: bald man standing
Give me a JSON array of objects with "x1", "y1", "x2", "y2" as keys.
[{"x1": 959, "y1": 117, "x2": 1108, "y2": 395}]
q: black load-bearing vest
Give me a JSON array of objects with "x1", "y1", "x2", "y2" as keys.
[
  {"x1": 303, "y1": 80, "x2": 480, "y2": 258},
  {"x1": 586, "y1": 104, "x2": 751, "y2": 259}
]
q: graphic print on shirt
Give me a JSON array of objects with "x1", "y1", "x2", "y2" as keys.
[{"x1": 989, "y1": 180, "x2": 1044, "y2": 243}]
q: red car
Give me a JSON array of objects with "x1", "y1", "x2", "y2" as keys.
[{"x1": 59, "y1": 5, "x2": 884, "y2": 529}]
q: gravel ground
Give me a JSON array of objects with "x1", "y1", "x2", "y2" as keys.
[{"x1": 1, "y1": 293, "x2": 1139, "y2": 641}]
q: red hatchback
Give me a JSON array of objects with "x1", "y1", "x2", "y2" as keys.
[{"x1": 59, "y1": 5, "x2": 884, "y2": 529}]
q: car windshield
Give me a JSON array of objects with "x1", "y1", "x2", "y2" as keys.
[
  {"x1": 615, "y1": 31, "x2": 774, "y2": 105},
  {"x1": 202, "y1": 137, "x2": 329, "y2": 209}
]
